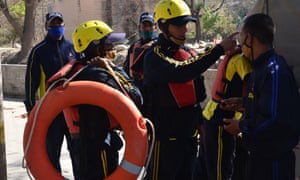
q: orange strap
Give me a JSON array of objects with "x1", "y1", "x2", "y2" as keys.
[{"x1": 63, "y1": 107, "x2": 80, "y2": 134}]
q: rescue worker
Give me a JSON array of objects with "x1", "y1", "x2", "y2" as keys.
[
  {"x1": 222, "y1": 13, "x2": 300, "y2": 180},
  {"x1": 202, "y1": 45, "x2": 252, "y2": 180},
  {"x1": 47, "y1": 20, "x2": 143, "y2": 179},
  {"x1": 123, "y1": 11, "x2": 157, "y2": 114},
  {"x1": 24, "y1": 12, "x2": 79, "y2": 179},
  {"x1": 143, "y1": 0, "x2": 237, "y2": 179}
]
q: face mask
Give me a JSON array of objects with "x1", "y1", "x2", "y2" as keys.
[
  {"x1": 140, "y1": 31, "x2": 155, "y2": 40},
  {"x1": 104, "y1": 50, "x2": 117, "y2": 60},
  {"x1": 48, "y1": 26, "x2": 65, "y2": 39}
]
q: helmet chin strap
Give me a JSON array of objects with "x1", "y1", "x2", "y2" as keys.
[
  {"x1": 161, "y1": 22, "x2": 185, "y2": 46},
  {"x1": 242, "y1": 35, "x2": 255, "y2": 61},
  {"x1": 169, "y1": 36, "x2": 185, "y2": 46}
]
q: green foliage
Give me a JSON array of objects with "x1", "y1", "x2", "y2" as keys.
[
  {"x1": 201, "y1": 8, "x2": 236, "y2": 41},
  {"x1": 0, "y1": 28, "x2": 15, "y2": 46},
  {"x1": 9, "y1": 0, "x2": 25, "y2": 18},
  {"x1": 0, "y1": 0, "x2": 25, "y2": 46}
]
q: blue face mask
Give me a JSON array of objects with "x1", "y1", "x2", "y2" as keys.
[
  {"x1": 47, "y1": 26, "x2": 65, "y2": 39},
  {"x1": 140, "y1": 31, "x2": 155, "y2": 40}
]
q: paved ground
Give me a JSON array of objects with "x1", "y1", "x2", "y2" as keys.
[
  {"x1": 3, "y1": 98, "x2": 73, "y2": 179},
  {"x1": 2, "y1": 98, "x2": 300, "y2": 180}
]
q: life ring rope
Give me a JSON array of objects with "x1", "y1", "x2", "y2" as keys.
[
  {"x1": 22, "y1": 65, "x2": 88, "y2": 171},
  {"x1": 22, "y1": 77, "x2": 66, "y2": 165},
  {"x1": 22, "y1": 78, "x2": 69, "y2": 180},
  {"x1": 139, "y1": 118, "x2": 155, "y2": 179},
  {"x1": 23, "y1": 80, "x2": 149, "y2": 180}
]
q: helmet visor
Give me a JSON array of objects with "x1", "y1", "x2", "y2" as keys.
[
  {"x1": 168, "y1": 16, "x2": 196, "y2": 26},
  {"x1": 105, "y1": 33, "x2": 126, "y2": 44}
]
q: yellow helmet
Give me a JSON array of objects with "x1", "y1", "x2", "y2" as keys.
[
  {"x1": 154, "y1": 0, "x2": 192, "y2": 23},
  {"x1": 72, "y1": 20, "x2": 113, "y2": 52}
]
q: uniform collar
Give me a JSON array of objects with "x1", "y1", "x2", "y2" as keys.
[
  {"x1": 157, "y1": 33, "x2": 181, "y2": 50},
  {"x1": 251, "y1": 48, "x2": 275, "y2": 67},
  {"x1": 45, "y1": 34, "x2": 64, "y2": 43}
]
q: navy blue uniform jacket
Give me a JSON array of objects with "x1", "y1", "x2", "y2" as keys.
[
  {"x1": 143, "y1": 34, "x2": 224, "y2": 139},
  {"x1": 240, "y1": 49, "x2": 300, "y2": 157},
  {"x1": 24, "y1": 35, "x2": 77, "y2": 112}
]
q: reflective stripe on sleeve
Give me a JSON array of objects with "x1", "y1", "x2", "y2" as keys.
[{"x1": 120, "y1": 159, "x2": 143, "y2": 175}]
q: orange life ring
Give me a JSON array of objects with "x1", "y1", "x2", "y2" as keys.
[{"x1": 23, "y1": 81, "x2": 148, "y2": 180}]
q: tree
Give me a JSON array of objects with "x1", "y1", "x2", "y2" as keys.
[
  {"x1": 186, "y1": 0, "x2": 256, "y2": 42},
  {"x1": 0, "y1": 0, "x2": 38, "y2": 64},
  {"x1": 185, "y1": 0, "x2": 225, "y2": 41}
]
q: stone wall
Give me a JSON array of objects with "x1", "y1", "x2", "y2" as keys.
[
  {"x1": 1, "y1": 64, "x2": 26, "y2": 99},
  {"x1": 0, "y1": 64, "x2": 217, "y2": 100}
]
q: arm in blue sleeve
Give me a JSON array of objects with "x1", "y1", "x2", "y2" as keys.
[{"x1": 242, "y1": 72, "x2": 277, "y2": 135}]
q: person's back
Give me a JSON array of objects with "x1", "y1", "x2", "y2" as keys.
[{"x1": 65, "y1": 20, "x2": 142, "y2": 179}]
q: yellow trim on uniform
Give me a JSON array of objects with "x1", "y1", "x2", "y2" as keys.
[
  {"x1": 203, "y1": 99, "x2": 218, "y2": 120},
  {"x1": 154, "y1": 45, "x2": 214, "y2": 67},
  {"x1": 234, "y1": 111, "x2": 243, "y2": 120},
  {"x1": 226, "y1": 54, "x2": 252, "y2": 81},
  {"x1": 0, "y1": 122, "x2": 5, "y2": 144},
  {"x1": 248, "y1": 92, "x2": 254, "y2": 99},
  {"x1": 152, "y1": 141, "x2": 160, "y2": 180},
  {"x1": 100, "y1": 150, "x2": 108, "y2": 177},
  {"x1": 217, "y1": 126, "x2": 223, "y2": 180},
  {"x1": 38, "y1": 65, "x2": 46, "y2": 99}
]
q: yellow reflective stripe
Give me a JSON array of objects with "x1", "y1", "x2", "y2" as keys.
[
  {"x1": 234, "y1": 111, "x2": 243, "y2": 120},
  {"x1": 152, "y1": 141, "x2": 160, "y2": 180},
  {"x1": 38, "y1": 65, "x2": 46, "y2": 99},
  {"x1": 217, "y1": 126, "x2": 223, "y2": 180},
  {"x1": 192, "y1": 129, "x2": 199, "y2": 137},
  {"x1": 100, "y1": 150, "x2": 108, "y2": 177},
  {"x1": 120, "y1": 160, "x2": 143, "y2": 175},
  {"x1": 0, "y1": 122, "x2": 4, "y2": 144},
  {"x1": 203, "y1": 99, "x2": 218, "y2": 120}
]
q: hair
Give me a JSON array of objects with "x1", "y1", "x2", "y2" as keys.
[
  {"x1": 157, "y1": 20, "x2": 169, "y2": 33},
  {"x1": 243, "y1": 13, "x2": 275, "y2": 45}
]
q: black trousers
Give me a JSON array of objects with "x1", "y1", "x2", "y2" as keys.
[
  {"x1": 246, "y1": 150, "x2": 295, "y2": 180},
  {"x1": 145, "y1": 137, "x2": 198, "y2": 180},
  {"x1": 46, "y1": 112, "x2": 80, "y2": 179},
  {"x1": 204, "y1": 119, "x2": 235, "y2": 180}
]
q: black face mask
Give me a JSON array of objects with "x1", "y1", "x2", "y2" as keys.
[{"x1": 241, "y1": 35, "x2": 251, "y2": 48}]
